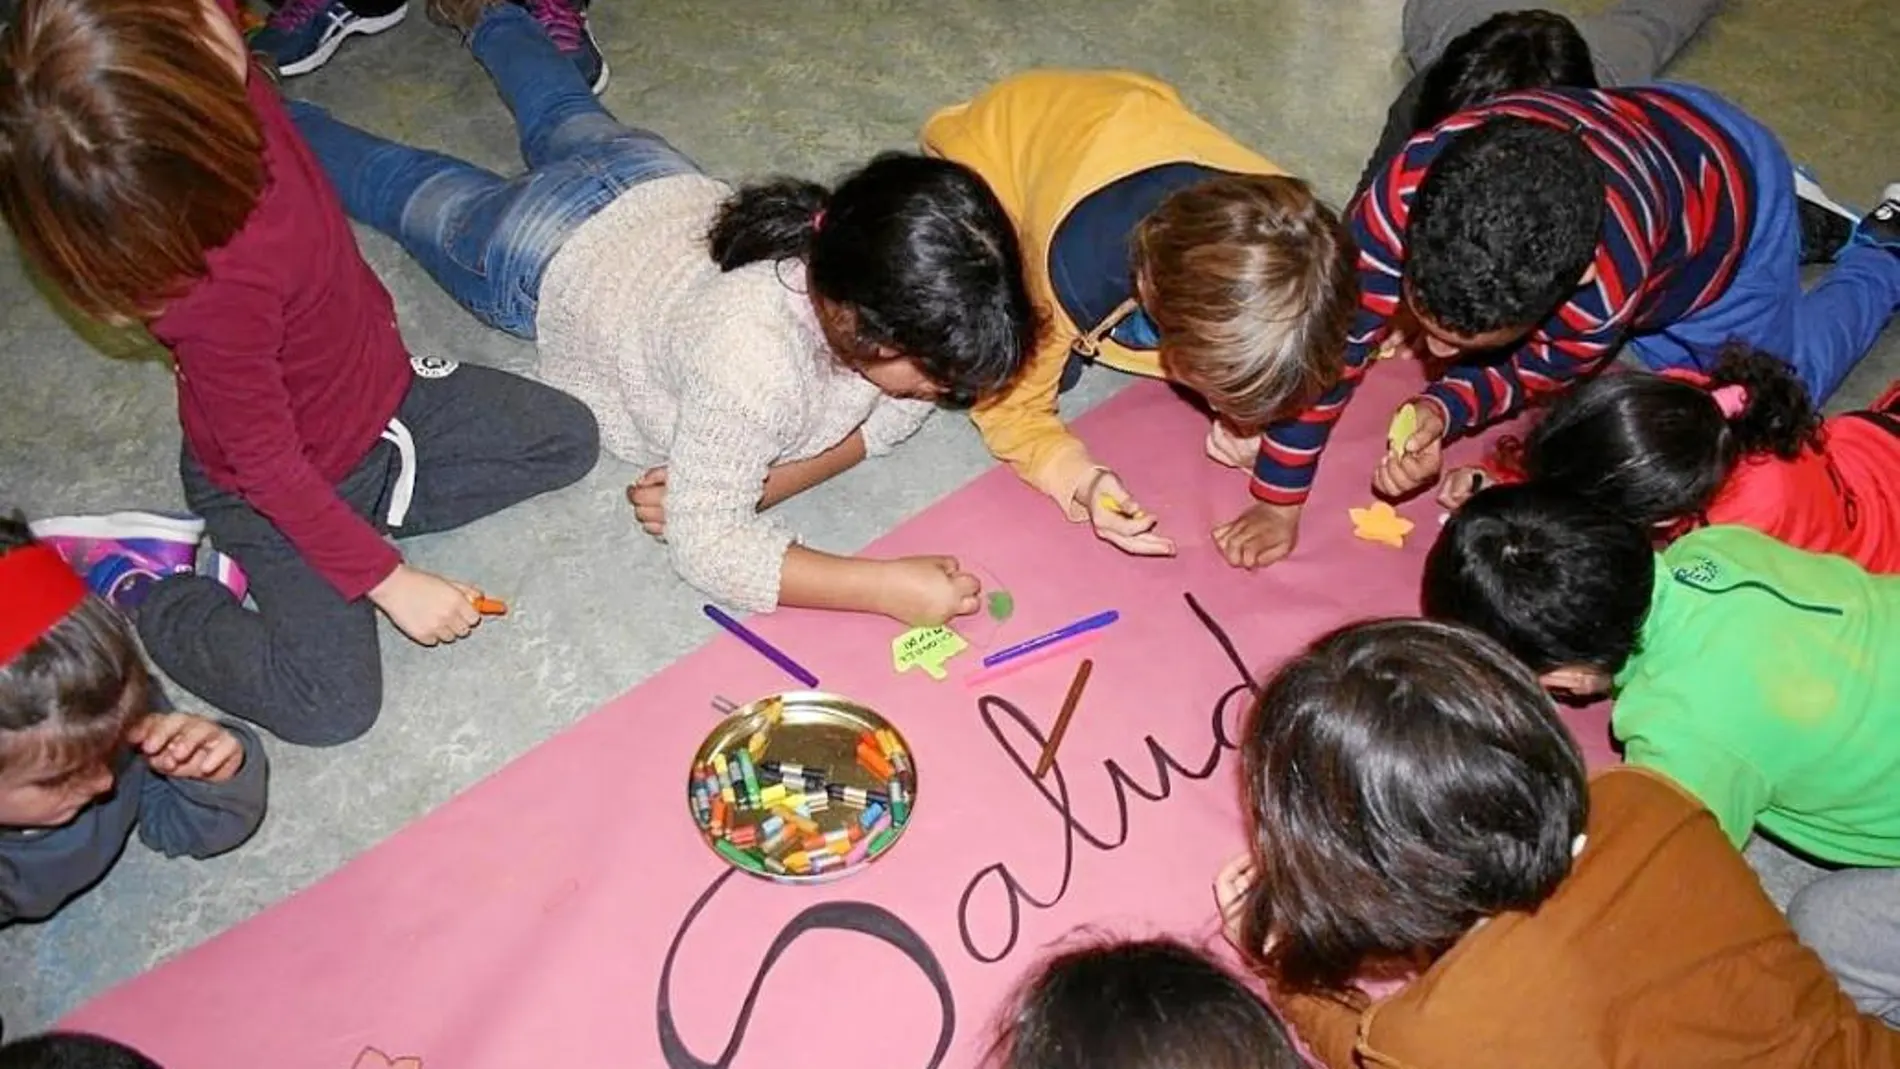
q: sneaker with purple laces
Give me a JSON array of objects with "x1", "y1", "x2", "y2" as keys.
[
  {"x1": 252, "y1": 0, "x2": 410, "y2": 78},
  {"x1": 29, "y1": 511, "x2": 204, "y2": 580},
  {"x1": 518, "y1": 0, "x2": 608, "y2": 95}
]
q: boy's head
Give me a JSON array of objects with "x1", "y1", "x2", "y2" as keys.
[
  {"x1": 1236, "y1": 618, "x2": 1587, "y2": 994},
  {"x1": 1403, "y1": 117, "x2": 1604, "y2": 360},
  {"x1": 1415, "y1": 10, "x2": 1597, "y2": 132},
  {"x1": 1422, "y1": 484, "x2": 1655, "y2": 696},
  {"x1": 1133, "y1": 174, "x2": 1357, "y2": 433},
  {"x1": 0, "y1": 518, "x2": 147, "y2": 828},
  {"x1": 0, "y1": 0, "x2": 262, "y2": 323},
  {"x1": 990, "y1": 936, "x2": 1300, "y2": 1069},
  {"x1": 0, "y1": 1033, "x2": 162, "y2": 1069}
]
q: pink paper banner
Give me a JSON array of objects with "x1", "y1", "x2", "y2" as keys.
[{"x1": 65, "y1": 362, "x2": 1612, "y2": 1068}]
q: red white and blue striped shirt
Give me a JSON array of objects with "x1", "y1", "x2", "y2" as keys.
[{"x1": 1251, "y1": 86, "x2": 1756, "y2": 504}]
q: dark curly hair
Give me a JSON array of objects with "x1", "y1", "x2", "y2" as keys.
[
  {"x1": 708, "y1": 152, "x2": 1035, "y2": 409},
  {"x1": 1407, "y1": 115, "x2": 1604, "y2": 336},
  {"x1": 1521, "y1": 345, "x2": 1822, "y2": 527}
]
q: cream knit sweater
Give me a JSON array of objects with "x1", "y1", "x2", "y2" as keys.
[{"x1": 536, "y1": 174, "x2": 933, "y2": 612}]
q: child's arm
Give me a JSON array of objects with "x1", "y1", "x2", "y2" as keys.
[
  {"x1": 664, "y1": 379, "x2": 976, "y2": 623},
  {"x1": 1420, "y1": 323, "x2": 1624, "y2": 439},
  {"x1": 128, "y1": 715, "x2": 269, "y2": 860}
]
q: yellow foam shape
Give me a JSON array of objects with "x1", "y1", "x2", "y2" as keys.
[
  {"x1": 1350, "y1": 501, "x2": 1416, "y2": 549},
  {"x1": 1387, "y1": 403, "x2": 1419, "y2": 457}
]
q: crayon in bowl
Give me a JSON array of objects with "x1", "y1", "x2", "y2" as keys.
[{"x1": 686, "y1": 692, "x2": 918, "y2": 884}]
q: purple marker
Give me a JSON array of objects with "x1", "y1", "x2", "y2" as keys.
[
  {"x1": 702, "y1": 605, "x2": 820, "y2": 688},
  {"x1": 980, "y1": 609, "x2": 1120, "y2": 669}
]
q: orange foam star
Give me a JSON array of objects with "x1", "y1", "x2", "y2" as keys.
[{"x1": 1350, "y1": 501, "x2": 1415, "y2": 549}]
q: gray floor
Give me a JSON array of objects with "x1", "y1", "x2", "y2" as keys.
[{"x1": 1, "y1": 0, "x2": 1894, "y2": 1035}]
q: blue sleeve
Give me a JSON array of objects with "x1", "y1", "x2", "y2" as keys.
[{"x1": 135, "y1": 721, "x2": 269, "y2": 860}]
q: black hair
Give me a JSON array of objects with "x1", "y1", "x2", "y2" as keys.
[
  {"x1": 0, "y1": 1033, "x2": 162, "y2": 1069},
  {"x1": 1522, "y1": 345, "x2": 1823, "y2": 526},
  {"x1": 1236, "y1": 618, "x2": 1587, "y2": 995},
  {"x1": 707, "y1": 152, "x2": 1034, "y2": 408},
  {"x1": 1415, "y1": 10, "x2": 1597, "y2": 131},
  {"x1": 1407, "y1": 117, "x2": 1604, "y2": 336},
  {"x1": 989, "y1": 936, "x2": 1300, "y2": 1069},
  {"x1": 1422, "y1": 484, "x2": 1655, "y2": 673},
  {"x1": 0, "y1": 516, "x2": 148, "y2": 775}
]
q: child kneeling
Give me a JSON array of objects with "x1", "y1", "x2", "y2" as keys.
[
  {"x1": 1220, "y1": 618, "x2": 1899, "y2": 1066},
  {"x1": 0, "y1": 520, "x2": 266, "y2": 926},
  {"x1": 1426, "y1": 486, "x2": 1900, "y2": 1025}
]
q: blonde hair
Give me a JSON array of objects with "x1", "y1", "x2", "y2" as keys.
[
  {"x1": 0, "y1": 0, "x2": 265, "y2": 324},
  {"x1": 1133, "y1": 175, "x2": 1357, "y2": 432}
]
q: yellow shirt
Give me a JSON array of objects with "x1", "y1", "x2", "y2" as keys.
[{"x1": 922, "y1": 70, "x2": 1283, "y2": 515}]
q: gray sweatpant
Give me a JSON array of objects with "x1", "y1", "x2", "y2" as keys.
[
  {"x1": 1354, "y1": 0, "x2": 1728, "y2": 200},
  {"x1": 1747, "y1": 837, "x2": 1900, "y2": 1026},
  {"x1": 138, "y1": 360, "x2": 599, "y2": 747}
]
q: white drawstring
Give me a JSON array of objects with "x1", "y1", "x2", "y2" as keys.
[{"x1": 379, "y1": 417, "x2": 418, "y2": 528}]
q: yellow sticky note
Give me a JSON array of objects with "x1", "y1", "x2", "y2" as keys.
[
  {"x1": 892, "y1": 625, "x2": 969, "y2": 681},
  {"x1": 1350, "y1": 501, "x2": 1416, "y2": 549},
  {"x1": 1387, "y1": 403, "x2": 1419, "y2": 458}
]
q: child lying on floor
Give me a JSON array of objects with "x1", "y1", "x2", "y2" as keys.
[
  {"x1": 1425, "y1": 486, "x2": 1900, "y2": 1024},
  {"x1": 1219, "y1": 617, "x2": 1900, "y2": 1066},
  {"x1": 0, "y1": 518, "x2": 267, "y2": 927},
  {"x1": 1439, "y1": 345, "x2": 1900, "y2": 573}
]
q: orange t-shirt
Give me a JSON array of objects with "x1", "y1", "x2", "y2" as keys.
[{"x1": 1706, "y1": 411, "x2": 1900, "y2": 573}]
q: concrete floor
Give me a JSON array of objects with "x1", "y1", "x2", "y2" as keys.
[{"x1": 1, "y1": 0, "x2": 1894, "y2": 1035}]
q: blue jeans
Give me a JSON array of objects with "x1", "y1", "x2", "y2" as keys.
[
  {"x1": 1628, "y1": 84, "x2": 1900, "y2": 403},
  {"x1": 289, "y1": 4, "x2": 699, "y2": 338}
]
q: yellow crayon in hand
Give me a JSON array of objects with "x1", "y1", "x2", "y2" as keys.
[{"x1": 1096, "y1": 493, "x2": 1144, "y2": 520}]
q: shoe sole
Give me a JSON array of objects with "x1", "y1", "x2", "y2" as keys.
[
  {"x1": 278, "y1": 3, "x2": 411, "y2": 76},
  {"x1": 584, "y1": 22, "x2": 609, "y2": 95},
  {"x1": 1793, "y1": 166, "x2": 1860, "y2": 222},
  {"x1": 30, "y1": 511, "x2": 205, "y2": 544}
]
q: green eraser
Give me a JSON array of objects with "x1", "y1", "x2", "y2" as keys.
[{"x1": 987, "y1": 590, "x2": 1015, "y2": 621}]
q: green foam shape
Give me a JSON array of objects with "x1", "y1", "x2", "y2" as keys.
[{"x1": 987, "y1": 590, "x2": 1015, "y2": 621}]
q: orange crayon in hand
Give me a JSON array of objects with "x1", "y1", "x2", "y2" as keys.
[{"x1": 472, "y1": 596, "x2": 508, "y2": 617}]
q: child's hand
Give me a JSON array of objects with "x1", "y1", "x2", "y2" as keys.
[
  {"x1": 1213, "y1": 851, "x2": 1259, "y2": 951},
  {"x1": 127, "y1": 713, "x2": 245, "y2": 782},
  {"x1": 1204, "y1": 420, "x2": 1260, "y2": 470},
  {"x1": 369, "y1": 564, "x2": 483, "y2": 647},
  {"x1": 877, "y1": 556, "x2": 982, "y2": 626},
  {"x1": 1372, "y1": 399, "x2": 1447, "y2": 499},
  {"x1": 627, "y1": 466, "x2": 668, "y2": 540},
  {"x1": 1212, "y1": 501, "x2": 1301, "y2": 570},
  {"x1": 1078, "y1": 469, "x2": 1176, "y2": 557},
  {"x1": 1437, "y1": 465, "x2": 1492, "y2": 510}
]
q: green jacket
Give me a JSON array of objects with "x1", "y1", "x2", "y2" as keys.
[{"x1": 1614, "y1": 525, "x2": 1900, "y2": 866}]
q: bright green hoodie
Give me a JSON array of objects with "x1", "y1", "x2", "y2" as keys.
[{"x1": 1613, "y1": 525, "x2": 1900, "y2": 866}]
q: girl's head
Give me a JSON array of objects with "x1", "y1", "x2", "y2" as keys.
[
  {"x1": 1132, "y1": 175, "x2": 1356, "y2": 433},
  {"x1": 0, "y1": 518, "x2": 148, "y2": 829},
  {"x1": 990, "y1": 936, "x2": 1300, "y2": 1069},
  {"x1": 707, "y1": 152, "x2": 1034, "y2": 408},
  {"x1": 1522, "y1": 344, "x2": 1821, "y2": 528},
  {"x1": 1236, "y1": 618, "x2": 1587, "y2": 995},
  {"x1": 1415, "y1": 10, "x2": 1597, "y2": 132},
  {"x1": 0, "y1": 0, "x2": 260, "y2": 324}
]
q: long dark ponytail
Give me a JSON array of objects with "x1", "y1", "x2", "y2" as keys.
[
  {"x1": 706, "y1": 152, "x2": 1034, "y2": 407},
  {"x1": 1521, "y1": 343, "x2": 1821, "y2": 525}
]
